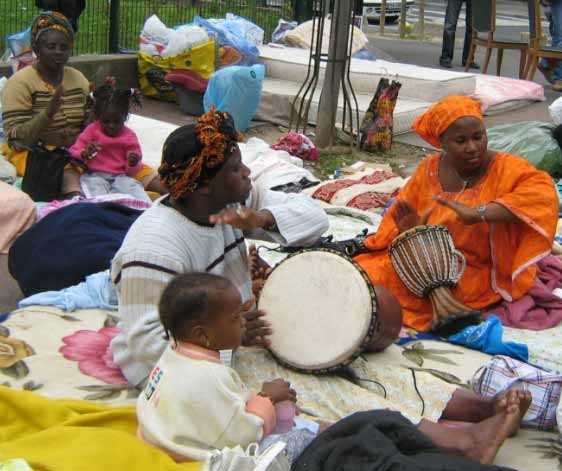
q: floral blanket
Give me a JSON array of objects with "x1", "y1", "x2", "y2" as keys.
[{"x1": 0, "y1": 306, "x2": 558, "y2": 470}]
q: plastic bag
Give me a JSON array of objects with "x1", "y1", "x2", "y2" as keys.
[
  {"x1": 0, "y1": 77, "x2": 7, "y2": 146},
  {"x1": 487, "y1": 121, "x2": 562, "y2": 177},
  {"x1": 225, "y1": 13, "x2": 264, "y2": 47},
  {"x1": 272, "y1": 19, "x2": 298, "y2": 44},
  {"x1": 138, "y1": 40, "x2": 216, "y2": 101},
  {"x1": 204, "y1": 64, "x2": 265, "y2": 132},
  {"x1": 139, "y1": 15, "x2": 210, "y2": 58},
  {"x1": 5, "y1": 28, "x2": 34, "y2": 73},
  {"x1": 549, "y1": 96, "x2": 562, "y2": 125},
  {"x1": 194, "y1": 15, "x2": 260, "y2": 66}
]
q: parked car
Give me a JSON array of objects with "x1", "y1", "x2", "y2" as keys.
[{"x1": 363, "y1": 0, "x2": 415, "y2": 24}]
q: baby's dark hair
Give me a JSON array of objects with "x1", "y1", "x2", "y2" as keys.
[
  {"x1": 159, "y1": 272, "x2": 234, "y2": 343},
  {"x1": 93, "y1": 76, "x2": 141, "y2": 119}
]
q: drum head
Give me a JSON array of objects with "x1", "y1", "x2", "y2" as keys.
[{"x1": 258, "y1": 250, "x2": 375, "y2": 372}]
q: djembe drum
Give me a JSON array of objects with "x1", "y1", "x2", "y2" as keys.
[
  {"x1": 257, "y1": 249, "x2": 403, "y2": 374},
  {"x1": 389, "y1": 225, "x2": 473, "y2": 329}
]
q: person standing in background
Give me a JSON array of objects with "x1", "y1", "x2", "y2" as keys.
[
  {"x1": 439, "y1": 0, "x2": 479, "y2": 69},
  {"x1": 35, "y1": 0, "x2": 86, "y2": 32},
  {"x1": 538, "y1": 0, "x2": 562, "y2": 91}
]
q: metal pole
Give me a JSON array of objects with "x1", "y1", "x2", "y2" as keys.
[
  {"x1": 108, "y1": 0, "x2": 121, "y2": 53},
  {"x1": 380, "y1": 0, "x2": 386, "y2": 35},
  {"x1": 400, "y1": 0, "x2": 407, "y2": 38},
  {"x1": 419, "y1": 0, "x2": 425, "y2": 41},
  {"x1": 316, "y1": 0, "x2": 352, "y2": 148}
]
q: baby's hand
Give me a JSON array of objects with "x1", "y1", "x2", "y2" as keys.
[
  {"x1": 259, "y1": 379, "x2": 297, "y2": 404},
  {"x1": 127, "y1": 152, "x2": 140, "y2": 167},
  {"x1": 82, "y1": 142, "x2": 101, "y2": 161}
]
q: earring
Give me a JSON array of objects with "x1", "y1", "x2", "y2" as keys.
[{"x1": 205, "y1": 338, "x2": 211, "y2": 348}]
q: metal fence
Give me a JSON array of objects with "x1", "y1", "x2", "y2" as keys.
[{"x1": 1, "y1": 0, "x2": 296, "y2": 55}]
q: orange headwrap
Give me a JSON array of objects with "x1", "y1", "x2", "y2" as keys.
[{"x1": 412, "y1": 95, "x2": 483, "y2": 148}]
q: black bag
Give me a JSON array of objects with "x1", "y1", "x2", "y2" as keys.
[{"x1": 21, "y1": 145, "x2": 71, "y2": 202}]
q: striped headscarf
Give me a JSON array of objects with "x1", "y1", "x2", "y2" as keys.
[
  {"x1": 159, "y1": 109, "x2": 242, "y2": 199},
  {"x1": 412, "y1": 95, "x2": 483, "y2": 148},
  {"x1": 31, "y1": 11, "x2": 75, "y2": 47}
]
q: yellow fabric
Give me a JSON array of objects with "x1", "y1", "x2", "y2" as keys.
[
  {"x1": 0, "y1": 387, "x2": 201, "y2": 471},
  {"x1": 138, "y1": 40, "x2": 216, "y2": 102}
]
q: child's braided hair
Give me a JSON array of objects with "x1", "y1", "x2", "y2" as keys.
[{"x1": 93, "y1": 76, "x2": 141, "y2": 118}]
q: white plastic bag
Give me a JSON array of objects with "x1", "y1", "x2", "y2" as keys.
[
  {"x1": 549, "y1": 96, "x2": 562, "y2": 125},
  {"x1": 162, "y1": 25, "x2": 209, "y2": 57},
  {"x1": 202, "y1": 442, "x2": 289, "y2": 471}
]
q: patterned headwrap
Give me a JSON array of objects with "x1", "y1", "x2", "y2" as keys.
[
  {"x1": 31, "y1": 11, "x2": 75, "y2": 47},
  {"x1": 412, "y1": 95, "x2": 483, "y2": 148},
  {"x1": 159, "y1": 108, "x2": 242, "y2": 199}
]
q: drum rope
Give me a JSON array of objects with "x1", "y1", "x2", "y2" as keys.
[{"x1": 410, "y1": 369, "x2": 426, "y2": 417}]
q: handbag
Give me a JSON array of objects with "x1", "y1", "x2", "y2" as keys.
[
  {"x1": 21, "y1": 145, "x2": 71, "y2": 202},
  {"x1": 202, "y1": 441, "x2": 289, "y2": 471}
]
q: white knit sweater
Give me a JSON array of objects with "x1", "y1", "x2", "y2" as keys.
[
  {"x1": 111, "y1": 184, "x2": 329, "y2": 385},
  {"x1": 137, "y1": 343, "x2": 276, "y2": 462}
]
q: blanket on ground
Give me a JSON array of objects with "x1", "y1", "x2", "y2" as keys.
[
  {"x1": 485, "y1": 255, "x2": 562, "y2": 330},
  {"x1": 0, "y1": 387, "x2": 200, "y2": 471}
]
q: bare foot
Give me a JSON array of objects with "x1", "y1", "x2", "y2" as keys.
[
  {"x1": 249, "y1": 244, "x2": 271, "y2": 297},
  {"x1": 493, "y1": 389, "x2": 532, "y2": 436},
  {"x1": 464, "y1": 400, "x2": 520, "y2": 464}
]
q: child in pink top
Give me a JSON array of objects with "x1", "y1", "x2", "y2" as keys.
[{"x1": 69, "y1": 79, "x2": 151, "y2": 202}]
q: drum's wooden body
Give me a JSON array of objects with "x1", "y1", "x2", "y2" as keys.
[
  {"x1": 257, "y1": 250, "x2": 402, "y2": 373},
  {"x1": 389, "y1": 225, "x2": 473, "y2": 328}
]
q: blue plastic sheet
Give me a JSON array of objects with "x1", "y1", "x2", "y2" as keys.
[
  {"x1": 194, "y1": 15, "x2": 261, "y2": 66},
  {"x1": 204, "y1": 64, "x2": 265, "y2": 132}
]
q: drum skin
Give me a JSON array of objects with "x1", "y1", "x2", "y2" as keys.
[
  {"x1": 363, "y1": 284, "x2": 403, "y2": 353},
  {"x1": 257, "y1": 249, "x2": 403, "y2": 373}
]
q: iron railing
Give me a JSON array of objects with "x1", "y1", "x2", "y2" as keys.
[{"x1": 1, "y1": 0, "x2": 297, "y2": 55}]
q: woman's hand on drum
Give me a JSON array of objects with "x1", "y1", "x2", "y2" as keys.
[
  {"x1": 260, "y1": 379, "x2": 297, "y2": 404},
  {"x1": 242, "y1": 309, "x2": 272, "y2": 348},
  {"x1": 392, "y1": 201, "x2": 433, "y2": 233},
  {"x1": 209, "y1": 207, "x2": 275, "y2": 231},
  {"x1": 434, "y1": 197, "x2": 481, "y2": 225}
]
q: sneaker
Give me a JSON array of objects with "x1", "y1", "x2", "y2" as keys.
[
  {"x1": 539, "y1": 62, "x2": 555, "y2": 84},
  {"x1": 553, "y1": 80, "x2": 562, "y2": 92},
  {"x1": 462, "y1": 61, "x2": 480, "y2": 70},
  {"x1": 439, "y1": 59, "x2": 453, "y2": 69}
]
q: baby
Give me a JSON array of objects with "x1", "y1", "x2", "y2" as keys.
[
  {"x1": 69, "y1": 77, "x2": 150, "y2": 202},
  {"x1": 136, "y1": 272, "x2": 319, "y2": 463}
]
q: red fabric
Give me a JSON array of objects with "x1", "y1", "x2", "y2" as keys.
[{"x1": 484, "y1": 255, "x2": 562, "y2": 330}]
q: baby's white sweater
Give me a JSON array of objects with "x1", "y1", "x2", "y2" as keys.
[
  {"x1": 111, "y1": 184, "x2": 329, "y2": 385},
  {"x1": 137, "y1": 345, "x2": 269, "y2": 462}
]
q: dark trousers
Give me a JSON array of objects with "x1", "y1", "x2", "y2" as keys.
[{"x1": 440, "y1": 0, "x2": 473, "y2": 65}]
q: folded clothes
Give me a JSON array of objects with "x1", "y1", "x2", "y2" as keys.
[
  {"x1": 36, "y1": 193, "x2": 151, "y2": 221},
  {"x1": 18, "y1": 271, "x2": 117, "y2": 312}
]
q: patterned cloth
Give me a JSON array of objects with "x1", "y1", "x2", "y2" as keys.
[
  {"x1": 412, "y1": 95, "x2": 483, "y2": 148},
  {"x1": 305, "y1": 169, "x2": 404, "y2": 213},
  {"x1": 31, "y1": 11, "x2": 75, "y2": 46},
  {"x1": 271, "y1": 132, "x2": 318, "y2": 162},
  {"x1": 472, "y1": 355, "x2": 562, "y2": 430}
]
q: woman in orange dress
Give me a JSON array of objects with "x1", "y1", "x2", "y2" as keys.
[{"x1": 355, "y1": 95, "x2": 559, "y2": 332}]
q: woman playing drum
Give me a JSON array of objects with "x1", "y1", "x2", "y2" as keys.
[{"x1": 355, "y1": 95, "x2": 559, "y2": 332}]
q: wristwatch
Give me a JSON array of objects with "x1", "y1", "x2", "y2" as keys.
[{"x1": 476, "y1": 204, "x2": 487, "y2": 222}]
